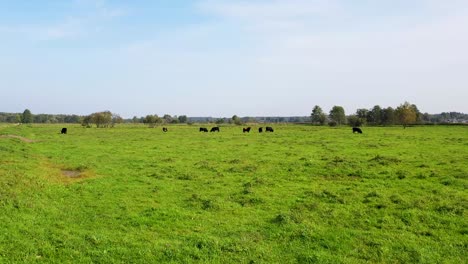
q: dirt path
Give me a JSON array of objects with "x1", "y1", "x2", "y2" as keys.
[{"x1": 0, "y1": 135, "x2": 38, "y2": 143}]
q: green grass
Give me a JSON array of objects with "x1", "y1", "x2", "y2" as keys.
[{"x1": 0, "y1": 124, "x2": 467, "y2": 263}]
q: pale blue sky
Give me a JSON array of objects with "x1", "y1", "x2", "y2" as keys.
[{"x1": 1, "y1": 0, "x2": 467, "y2": 117}]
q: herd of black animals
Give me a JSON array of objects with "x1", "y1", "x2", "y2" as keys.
[
  {"x1": 60, "y1": 127, "x2": 363, "y2": 134},
  {"x1": 197, "y1": 126, "x2": 275, "y2": 133}
]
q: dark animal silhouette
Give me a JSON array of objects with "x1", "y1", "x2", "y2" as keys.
[
  {"x1": 162, "y1": 127, "x2": 168, "y2": 132},
  {"x1": 258, "y1": 127, "x2": 263, "y2": 133},
  {"x1": 61, "y1": 128, "x2": 67, "y2": 134},
  {"x1": 266, "y1": 126, "x2": 274, "y2": 132},
  {"x1": 210, "y1": 127, "x2": 220, "y2": 132},
  {"x1": 352, "y1": 127, "x2": 363, "y2": 134},
  {"x1": 243, "y1": 127, "x2": 251, "y2": 133},
  {"x1": 199, "y1": 127, "x2": 208, "y2": 132}
]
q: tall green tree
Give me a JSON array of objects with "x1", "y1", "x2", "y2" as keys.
[
  {"x1": 355, "y1": 108, "x2": 368, "y2": 125},
  {"x1": 382, "y1": 107, "x2": 396, "y2": 125},
  {"x1": 410, "y1": 104, "x2": 422, "y2": 123},
  {"x1": 178, "y1": 115, "x2": 188, "y2": 123},
  {"x1": 162, "y1": 114, "x2": 173, "y2": 124},
  {"x1": 311, "y1": 105, "x2": 326, "y2": 125},
  {"x1": 84, "y1": 111, "x2": 113, "y2": 128},
  {"x1": 356, "y1": 109, "x2": 368, "y2": 119},
  {"x1": 368, "y1": 105, "x2": 382, "y2": 125},
  {"x1": 347, "y1": 108, "x2": 369, "y2": 127},
  {"x1": 21, "y1": 109, "x2": 33, "y2": 123},
  {"x1": 231, "y1": 115, "x2": 242, "y2": 125},
  {"x1": 329, "y1": 106, "x2": 346, "y2": 125},
  {"x1": 143, "y1": 114, "x2": 162, "y2": 128},
  {"x1": 396, "y1": 102, "x2": 417, "y2": 128}
]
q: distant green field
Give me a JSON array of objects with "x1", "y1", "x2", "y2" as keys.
[{"x1": 0, "y1": 124, "x2": 466, "y2": 263}]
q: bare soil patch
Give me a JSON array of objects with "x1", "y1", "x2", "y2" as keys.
[
  {"x1": 61, "y1": 170, "x2": 82, "y2": 178},
  {"x1": 0, "y1": 135, "x2": 37, "y2": 143}
]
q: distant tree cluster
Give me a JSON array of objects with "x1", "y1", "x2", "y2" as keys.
[
  {"x1": 424, "y1": 112, "x2": 468, "y2": 123},
  {"x1": 310, "y1": 102, "x2": 434, "y2": 127},
  {"x1": 0, "y1": 110, "x2": 82, "y2": 124},
  {"x1": 143, "y1": 115, "x2": 162, "y2": 128},
  {"x1": 0, "y1": 113, "x2": 21, "y2": 123},
  {"x1": 81, "y1": 111, "x2": 123, "y2": 128},
  {"x1": 230, "y1": 115, "x2": 242, "y2": 125}
]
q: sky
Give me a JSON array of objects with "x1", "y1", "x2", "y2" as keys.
[{"x1": 1, "y1": 0, "x2": 467, "y2": 118}]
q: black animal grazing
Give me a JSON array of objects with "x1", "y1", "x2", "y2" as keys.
[
  {"x1": 210, "y1": 127, "x2": 220, "y2": 132},
  {"x1": 258, "y1": 127, "x2": 263, "y2": 133},
  {"x1": 243, "y1": 127, "x2": 251, "y2": 133},
  {"x1": 61, "y1": 128, "x2": 67, "y2": 134},
  {"x1": 265, "y1": 126, "x2": 274, "y2": 132},
  {"x1": 162, "y1": 127, "x2": 168, "y2": 132},
  {"x1": 352, "y1": 127, "x2": 363, "y2": 134},
  {"x1": 199, "y1": 127, "x2": 208, "y2": 132}
]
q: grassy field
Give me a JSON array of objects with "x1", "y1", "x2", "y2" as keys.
[{"x1": 0, "y1": 124, "x2": 466, "y2": 263}]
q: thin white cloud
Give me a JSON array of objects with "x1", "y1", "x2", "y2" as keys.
[
  {"x1": 0, "y1": 19, "x2": 89, "y2": 40},
  {"x1": 199, "y1": 0, "x2": 342, "y2": 19},
  {"x1": 0, "y1": 23, "x2": 77, "y2": 40},
  {"x1": 75, "y1": 0, "x2": 127, "y2": 19},
  {"x1": 0, "y1": 0, "x2": 125, "y2": 41},
  {"x1": 198, "y1": 0, "x2": 343, "y2": 33}
]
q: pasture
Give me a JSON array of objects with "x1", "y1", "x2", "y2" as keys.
[{"x1": 0, "y1": 124, "x2": 466, "y2": 263}]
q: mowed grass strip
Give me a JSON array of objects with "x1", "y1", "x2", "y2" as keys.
[{"x1": 0, "y1": 124, "x2": 466, "y2": 263}]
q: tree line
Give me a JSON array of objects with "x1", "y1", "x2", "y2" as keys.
[
  {"x1": 0, "y1": 110, "x2": 81, "y2": 124},
  {"x1": 1, "y1": 103, "x2": 467, "y2": 127},
  {"x1": 311, "y1": 102, "x2": 421, "y2": 127},
  {"x1": 311, "y1": 102, "x2": 468, "y2": 127},
  {"x1": 0, "y1": 110, "x2": 192, "y2": 127}
]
